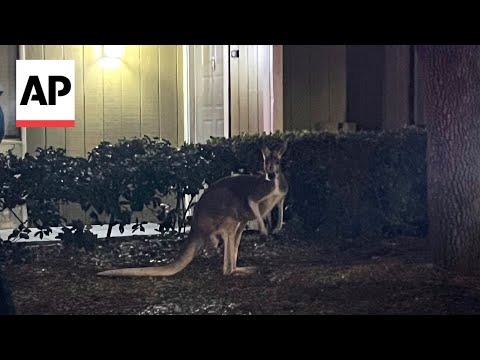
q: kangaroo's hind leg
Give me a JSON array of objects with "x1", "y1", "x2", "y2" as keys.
[
  {"x1": 220, "y1": 220, "x2": 238, "y2": 275},
  {"x1": 232, "y1": 221, "x2": 257, "y2": 276},
  {"x1": 233, "y1": 221, "x2": 246, "y2": 265}
]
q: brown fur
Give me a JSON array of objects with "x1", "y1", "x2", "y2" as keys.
[{"x1": 97, "y1": 142, "x2": 288, "y2": 277}]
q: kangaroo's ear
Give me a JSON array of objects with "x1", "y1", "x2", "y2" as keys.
[
  {"x1": 275, "y1": 140, "x2": 288, "y2": 157},
  {"x1": 261, "y1": 146, "x2": 271, "y2": 159}
]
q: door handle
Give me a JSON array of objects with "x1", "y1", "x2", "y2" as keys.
[{"x1": 211, "y1": 56, "x2": 216, "y2": 72}]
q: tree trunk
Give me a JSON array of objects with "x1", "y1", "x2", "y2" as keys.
[{"x1": 417, "y1": 45, "x2": 480, "y2": 274}]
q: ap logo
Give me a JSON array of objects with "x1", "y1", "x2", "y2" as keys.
[{"x1": 16, "y1": 60, "x2": 75, "y2": 128}]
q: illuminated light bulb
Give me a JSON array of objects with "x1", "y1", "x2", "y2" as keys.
[{"x1": 103, "y1": 45, "x2": 125, "y2": 58}]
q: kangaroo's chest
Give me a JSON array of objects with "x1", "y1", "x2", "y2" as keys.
[
  {"x1": 259, "y1": 176, "x2": 287, "y2": 215},
  {"x1": 271, "y1": 174, "x2": 288, "y2": 196},
  {"x1": 267, "y1": 176, "x2": 286, "y2": 197}
]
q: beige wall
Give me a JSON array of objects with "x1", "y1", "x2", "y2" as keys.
[
  {"x1": 230, "y1": 45, "x2": 273, "y2": 135},
  {"x1": 283, "y1": 45, "x2": 346, "y2": 132},
  {"x1": 20, "y1": 45, "x2": 183, "y2": 225},
  {"x1": 23, "y1": 45, "x2": 184, "y2": 157},
  {"x1": 383, "y1": 45, "x2": 411, "y2": 130},
  {"x1": 283, "y1": 45, "x2": 412, "y2": 133},
  {"x1": 346, "y1": 45, "x2": 411, "y2": 131}
]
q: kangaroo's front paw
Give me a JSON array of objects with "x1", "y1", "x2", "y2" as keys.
[{"x1": 260, "y1": 227, "x2": 268, "y2": 236}]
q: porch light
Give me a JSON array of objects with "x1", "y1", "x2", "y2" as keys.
[{"x1": 98, "y1": 45, "x2": 124, "y2": 69}]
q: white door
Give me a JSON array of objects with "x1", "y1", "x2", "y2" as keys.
[{"x1": 188, "y1": 45, "x2": 227, "y2": 144}]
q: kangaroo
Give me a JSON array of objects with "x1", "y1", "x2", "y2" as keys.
[{"x1": 97, "y1": 141, "x2": 288, "y2": 277}]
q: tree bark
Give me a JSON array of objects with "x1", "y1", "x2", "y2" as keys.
[{"x1": 417, "y1": 45, "x2": 480, "y2": 274}]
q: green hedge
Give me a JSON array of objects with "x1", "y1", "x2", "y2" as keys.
[
  {"x1": 205, "y1": 127, "x2": 427, "y2": 239},
  {"x1": 0, "y1": 127, "x2": 427, "y2": 241}
]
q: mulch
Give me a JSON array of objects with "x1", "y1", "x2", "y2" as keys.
[{"x1": 2, "y1": 232, "x2": 480, "y2": 315}]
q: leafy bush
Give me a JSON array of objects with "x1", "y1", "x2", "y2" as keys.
[
  {"x1": 0, "y1": 127, "x2": 427, "y2": 243},
  {"x1": 205, "y1": 127, "x2": 427, "y2": 239},
  {"x1": 0, "y1": 150, "x2": 26, "y2": 214}
]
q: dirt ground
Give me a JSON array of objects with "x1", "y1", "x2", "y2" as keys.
[{"x1": 2, "y1": 232, "x2": 480, "y2": 315}]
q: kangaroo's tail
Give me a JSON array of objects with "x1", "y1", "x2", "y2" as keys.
[{"x1": 97, "y1": 233, "x2": 203, "y2": 277}]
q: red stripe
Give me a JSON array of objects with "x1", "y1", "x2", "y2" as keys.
[{"x1": 16, "y1": 120, "x2": 75, "y2": 128}]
